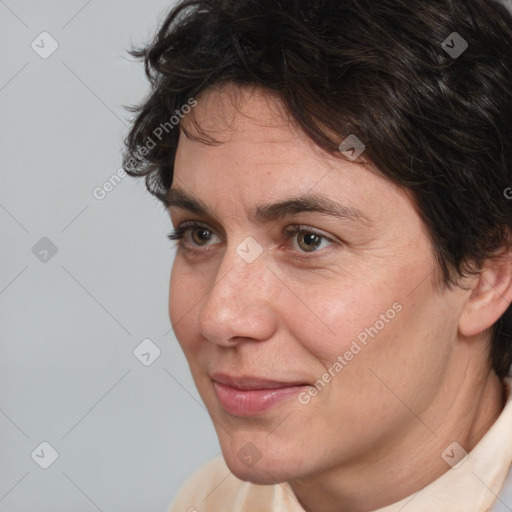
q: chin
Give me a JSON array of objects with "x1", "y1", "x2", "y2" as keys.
[
  {"x1": 221, "y1": 443, "x2": 304, "y2": 485},
  {"x1": 225, "y1": 457, "x2": 290, "y2": 485}
]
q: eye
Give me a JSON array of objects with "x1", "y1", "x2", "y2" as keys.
[
  {"x1": 167, "y1": 221, "x2": 219, "y2": 248},
  {"x1": 168, "y1": 221, "x2": 336, "y2": 256},
  {"x1": 283, "y1": 224, "x2": 334, "y2": 254}
]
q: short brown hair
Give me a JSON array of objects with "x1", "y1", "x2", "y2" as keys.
[{"x1": 123, "y1": 0, "x2": 512, "y2": 376}]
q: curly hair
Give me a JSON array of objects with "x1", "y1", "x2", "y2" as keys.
[{"x1": 122, "y1": 0, "x2": 512, "y2": 377}]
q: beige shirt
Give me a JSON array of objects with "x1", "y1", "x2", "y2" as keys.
[{"x1": 169, "y1": 376, "x2": 512, "y2": 512}]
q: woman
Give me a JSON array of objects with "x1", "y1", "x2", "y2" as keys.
[{"x1": 123, "y1": 0, "x2": 512, "y2": 510}]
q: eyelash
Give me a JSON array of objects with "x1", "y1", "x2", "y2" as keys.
[{"x1": 167, "y1": 221, "x2": 337, "y2": 259}]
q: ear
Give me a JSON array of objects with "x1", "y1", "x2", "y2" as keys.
[{"x1": 459, "y1": 248, "x2": 512, "y2": 337}]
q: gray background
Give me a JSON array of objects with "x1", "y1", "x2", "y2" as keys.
[{"x1": 0, "y1": 1, "x2": 220, "y2": 511}]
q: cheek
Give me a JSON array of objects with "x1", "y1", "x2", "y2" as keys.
[
  {"x1": 322, "y1": 281, "x2": 456, "y2": 428},
  {"x1": 291, "y1": 263, "x2": 448, "y2": 394},
  {"x1": 168, "y1": 261, "x2": 183, "y2": 328},
  {"x1": 168, "y1": 259, "x2": 205, "y2": 350},
  {"x1": 287, "y1": 277, "x2": 401, "y2": 365}
]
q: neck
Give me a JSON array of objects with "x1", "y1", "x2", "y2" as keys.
[{"x1": 289, "y1": 365, "x2": 506, "y2": 512}]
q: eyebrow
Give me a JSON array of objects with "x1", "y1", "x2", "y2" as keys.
[{"x1": 166, "y1": 187, "x2": 372, "y2": 225}]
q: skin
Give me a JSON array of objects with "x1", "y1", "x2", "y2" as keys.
[{"x1": 167, "y1": 83, "x2": 511, "y2": 512}]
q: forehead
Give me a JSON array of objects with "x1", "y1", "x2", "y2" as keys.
[
  {"x1": 181, "y1": 83, "x2": 296, "y2": 143},
  {"x1": 176, "y1": 84, "x2": 368, "y2": 191},
  {"x1": 172, "y1": 83, "x2": 416, "y2": 230}
]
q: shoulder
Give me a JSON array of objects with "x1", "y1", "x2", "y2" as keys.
[{"x1": 168, "y1": 455, "x2": 297, "y2": 512}]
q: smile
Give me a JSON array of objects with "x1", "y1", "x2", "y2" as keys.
[{"x1": 211, "y1": 373, "x2": 309, "y2": 416}]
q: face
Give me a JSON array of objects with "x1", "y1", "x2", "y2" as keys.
[{"x1": 168, "y1": 84, "x2": 467, "y2": 485}]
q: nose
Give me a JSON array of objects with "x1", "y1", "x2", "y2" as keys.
[{"x1": 197, "y1": 245, "x2": 277, "y2": 347}]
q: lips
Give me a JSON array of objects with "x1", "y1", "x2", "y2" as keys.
[
  {"x1": 211, "y1": 373, "x2": 309, "y2": 390},
  {"x1": 211, "y1": 373, "x2": 309, "y2": 416}
]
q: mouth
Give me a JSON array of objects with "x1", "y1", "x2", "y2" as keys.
[{"x1": 211, "y1": 373, "x2": 310, "y2": 417}]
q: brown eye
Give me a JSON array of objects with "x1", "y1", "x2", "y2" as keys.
[
  {"x1": 191, "y1": 227, "x2": 213, "y2": 246},
  {"x1": 167, "y1": 222, "x2": 220, "y2": 250},
  {"x1": 284, "y1": 225, "x2": 335, "y2": 255},
  {"x1": 297, "y1": 232, "x2": 323, "y2": 252}
]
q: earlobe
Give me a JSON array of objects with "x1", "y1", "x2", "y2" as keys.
[{"x1": 458, "y1": 250, "x2": 512, "y2": 338}]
